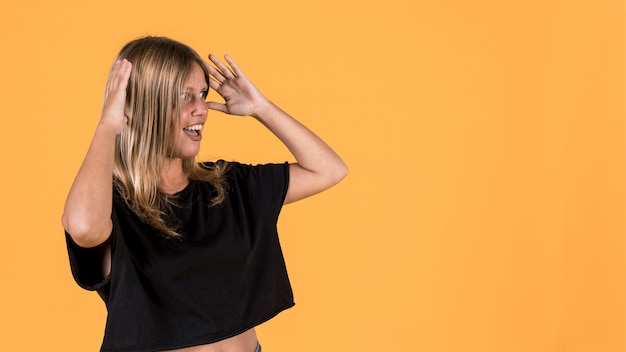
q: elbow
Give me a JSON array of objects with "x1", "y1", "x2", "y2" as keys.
[
  {"x1": 62, "y1": 212, "x2": 110, "y2": 248},
  {"x1": 331, "y1": 160, "x2": 349, "y2": 185},
  {"x1": 338, "y1": 162, "x2": 349, "y2": 182},
  {"x1": 61, "y1": 212, "x2": 91, "y2": 246}
]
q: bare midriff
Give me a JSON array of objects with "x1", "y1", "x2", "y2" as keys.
[{"x1": 164, "y1": 328, "x2": 258, "y2": 352}]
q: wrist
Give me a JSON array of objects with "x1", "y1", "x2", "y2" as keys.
[
  {"x1": 96, "y1": 120, "x2": 123, "y2": 136},
  {"x1": 251, "y1": 99, "x2": 277, "y2": 121}
]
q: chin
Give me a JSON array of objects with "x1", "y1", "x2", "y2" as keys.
[
  {"x1": 184, "y1": 151, "x2": 201, "y2": 159},
  {"x1": 173, "y1": 149, "x2": 201, "y2": 160}
]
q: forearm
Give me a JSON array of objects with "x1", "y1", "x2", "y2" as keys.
[
  {"x1": 62, "y1": 123, "x2": 117, "y2": 247},
  {"x1": 254, "y1": 101, "x2": 342, "y2": 172},
  {"x1": 253, "y1": 100, "x2": 348, "y2": 203},
  {"x1": 205, "y1": 54, "x2": 347, "y2": 203}
]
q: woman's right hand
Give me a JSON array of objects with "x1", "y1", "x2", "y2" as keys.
[
  {"x1": 63, "y1": 59, "x2": 132, "y2": 248},
  {"x1": 101, "y1": 59, "x2": 132, "y2": 134}
]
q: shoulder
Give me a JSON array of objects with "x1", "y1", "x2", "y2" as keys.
[
  {"x1": 201, "y1": 160, "x2": 290, "y2": 204},
  {"x1": 200, "y1": 160, "x2": 289, "y2": 183}
]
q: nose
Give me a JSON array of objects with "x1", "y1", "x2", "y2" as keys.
[{"x1": 192, "y1": 96, "x2": 208, "y2": 117}]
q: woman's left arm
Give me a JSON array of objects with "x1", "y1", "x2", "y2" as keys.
[{"x1": 206, "y1": 55, "x2": 348, "y2": 204}]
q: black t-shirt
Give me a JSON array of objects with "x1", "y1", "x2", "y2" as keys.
[{"x1": 66, "y1": 162, "x2": 294, "y2": 352}]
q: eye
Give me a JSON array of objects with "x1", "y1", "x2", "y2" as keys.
[
  {"x1": 200, "y1": 90, "x2": 208, "y2": 100},
  {"x1": 180, "y1": 92, "x2": 191, "y2": 102}
]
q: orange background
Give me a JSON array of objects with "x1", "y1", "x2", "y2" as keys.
[{"x1": 0, "y1": 0, "x2": 625, "y2": 351}]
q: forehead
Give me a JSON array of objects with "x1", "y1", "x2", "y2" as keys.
[{"x1": 184, "y1": 63, "x2": 208, "y2": 89}]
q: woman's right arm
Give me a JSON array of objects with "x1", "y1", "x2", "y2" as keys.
[{"x1": 62, "y1": 59, "x2": 132, "y2": 248}]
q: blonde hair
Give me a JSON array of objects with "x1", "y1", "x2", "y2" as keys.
[{"x1": 113, "y1": 36, "x2": 227, "y2": 238}]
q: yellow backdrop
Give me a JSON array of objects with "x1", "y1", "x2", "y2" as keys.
[{"x1": 0, "y1": 0, "x2": 624, "y2": 351}]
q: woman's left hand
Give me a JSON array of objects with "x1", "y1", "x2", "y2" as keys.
[
  {"x1": 207, "y1": 54, "x2": 348, "y2": 204},
  {"x1": 205, "y1": 54, "x2": 269, "y2": 118}
]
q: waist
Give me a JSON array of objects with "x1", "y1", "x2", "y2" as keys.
[{"x1": 164, "y1": 328, "x2": 258, "y2": 352}]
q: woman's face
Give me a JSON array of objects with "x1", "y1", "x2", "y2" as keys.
[{"x1": 172, "y1": 62, "x2": 209, "y2": 159}]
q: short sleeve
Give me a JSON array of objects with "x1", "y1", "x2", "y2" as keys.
[
  {"x1": 65, "y1": 232, "x2": 111, "y2": 291},
  {"x1": 66, "y1": 162, "x2": 294, "y2": 350},
  {"x1": 225, "y1": 162, "x2": 290, "y2": 220}
]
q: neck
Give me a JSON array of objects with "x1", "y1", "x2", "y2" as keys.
[{"x1": 159, "y1": 158, "x2": 188, "y2": 194}]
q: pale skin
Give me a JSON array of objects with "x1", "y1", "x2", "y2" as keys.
[{"x1": 62, "y1": 55, "x2": 347, "y2": 352}]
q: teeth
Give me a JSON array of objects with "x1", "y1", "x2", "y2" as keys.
[{"x1": 183, "y1": 124, "x2": 203, "y2": 131}]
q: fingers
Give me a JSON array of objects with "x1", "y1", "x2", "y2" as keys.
[
  {"x1": 206, "y1": 54, "x2": 247, "y2": 85},
  {"x1": 206, "y1": 101, "x2": 227, "y2": 113},
  {"x1": 206, "y1": 64, "x2": 227, "y2": 84},
  {"x1": 208, "y1": 76, "x2": 221, "y2": 92},
  {"x1": 101, "y1": 59, "x2": 133, "y2": 133},
  {"x1": 106, "y1": 59, "x2": 132, "y2": 96},
  {"x1": 110, "y1": 59, "x2": 131, "y2": 82},
  {"x1": 204, "y1": 54, "x2": 261, "y2": 117},
  {"x1": 208, "y1": 54, "x2": 236, "y2": 80},
  {"x1": 223, "y1": 55, "x2": 245, "y2": 78},
  {"x1": 119, "y1": 59, "x2": 132, "y2": 83}
]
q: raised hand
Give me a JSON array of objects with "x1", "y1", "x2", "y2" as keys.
[
  {"x1": 205, "y1": 54, "x2": 269, "y2": 118},
  {"x1": 62, "y1": 59, "x2": 132, "y2": 248},
  {"x1": 101, "y1": 59, "x2": 132, "y2": 134}
]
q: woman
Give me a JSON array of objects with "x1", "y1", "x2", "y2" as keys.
[{"x1": 62, "y1": 36, "x2": 347, "y2": 352}]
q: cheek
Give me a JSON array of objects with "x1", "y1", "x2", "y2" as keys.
[
  {"x1": 173, "y1": 108, "x2": 189, "y2": 131},
  {"x1": 177, "y1": 106, "x2": 193, "y2": 124}
]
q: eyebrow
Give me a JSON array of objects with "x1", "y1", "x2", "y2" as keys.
[{"x1": 184, "y1": 85, "x2": 209, "y2": 91}]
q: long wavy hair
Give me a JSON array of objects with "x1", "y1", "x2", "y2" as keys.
[{"x1": 113, "y1": 36, "x2": 227, "y2": 238}]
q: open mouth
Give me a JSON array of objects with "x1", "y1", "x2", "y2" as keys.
[{"x1": 183, "y1": 124, "x2": 203, "y2": 140}]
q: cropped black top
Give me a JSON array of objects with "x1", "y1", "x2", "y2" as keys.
[{"x1": 66, "y1": 162, "x2": 294, "y2": 352}]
